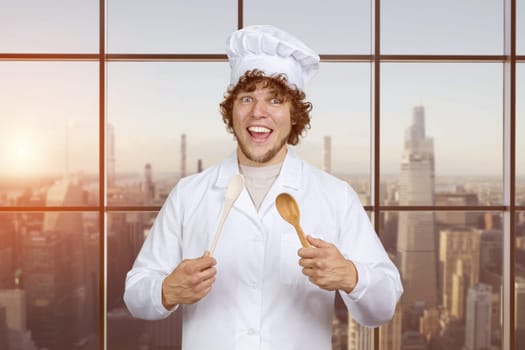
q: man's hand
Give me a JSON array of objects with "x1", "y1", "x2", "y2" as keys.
[
  {"x1": 298, "y1": 236, "x2": 358, "y2": 293},
  {"x1": 161, "y1": 251, "x2": 217, "y2": 310}
]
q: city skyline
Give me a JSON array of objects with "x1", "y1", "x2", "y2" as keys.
[
  {"x1": 0, "y1": 1, "x2": 524, "y2": 179},
  {"x1": 1, "y1": 62, "x2": 522, "y2": 178},
  {"x1": 1, "y1": 2, "x2": 524, "y2": 350},
  {"x1": 1, "y1": 100, "x2": 524, "y2": 350}
]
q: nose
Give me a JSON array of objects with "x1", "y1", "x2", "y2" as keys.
[{"x1": 251, "y1": 99, "x2": 267, "y2": 118}]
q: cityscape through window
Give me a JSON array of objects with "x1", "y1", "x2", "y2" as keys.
[{"x1": 0, "y1": 1, "x2": 523, "y2": 349}]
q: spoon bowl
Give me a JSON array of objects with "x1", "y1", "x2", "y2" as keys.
[{"x1": 275, "y1": 193, "x2": 311, "y2": 248}]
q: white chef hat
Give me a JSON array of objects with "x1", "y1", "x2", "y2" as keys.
[{"x1": 225, "y1": 25, "x2": 320, "y2": 90}]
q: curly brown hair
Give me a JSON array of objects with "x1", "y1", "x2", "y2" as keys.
[{"x1": 219, "y1": 70, "x2": 312, "y2": 145}]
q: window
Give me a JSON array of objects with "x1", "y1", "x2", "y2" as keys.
[{"x1": 0, "y1": 1, "x2": 522, "y2": 349}]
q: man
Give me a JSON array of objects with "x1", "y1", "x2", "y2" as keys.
[{"x1": 124, "y1": 25, "x2": 403, "y2": 350}]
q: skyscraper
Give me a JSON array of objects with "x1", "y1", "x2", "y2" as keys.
[
  {"x1": 516, "y1": 277, "x2": 525, "y2": 349},
  {"x1": 397, "y1": 106, "x2": 438, "y2": 317},
  {"x1": 108, "y1": 123, "x2": 116, "y2": 188},
  {"x1": 142, "y1": 163, "x2": 155, "y2": 202},
  {"x1": 24, "y1": 178, "x2": 89, "y2": 349},
  {"x1": 323, "y1": 135, "x2": 331, "y2": 174},
  {"x1": 464, "y1": 283, "x2": 492, "y2": 350},
  {"x1": 0, "y1": 289, "x2": 37, "y2": 350},
  {"x1": 181, "y1": 133, "x2": 187, "y2": 178},
  {"x1": 439, "y1": 228, "x2": 481, "y2": 319}
]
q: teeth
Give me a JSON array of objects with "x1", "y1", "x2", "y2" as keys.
[{"x1": 248, "y1": 126, "x2": 271, "y2": 133}]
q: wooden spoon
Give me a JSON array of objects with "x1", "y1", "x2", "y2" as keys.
[
  {"x1": 275, "y1": 193, "x2": 311, "y2": 248},
  {"x1": 209, "y1": 174, "x2": 245, "y2": 255}
]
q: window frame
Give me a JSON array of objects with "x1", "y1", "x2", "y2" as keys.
[{"x1": 0, "y1": 0, "x2": 523, "y2": 349}]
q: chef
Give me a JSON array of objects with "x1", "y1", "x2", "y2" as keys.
[{"x1": 124, "y1": 25, "x2": 403, "y2": 350}]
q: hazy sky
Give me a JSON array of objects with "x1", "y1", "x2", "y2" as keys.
[{"x1": 0, "y1": 0, "x2": 523, "y2": 178}]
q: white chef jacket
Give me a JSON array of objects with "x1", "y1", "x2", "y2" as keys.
[{"x1": 124, "y1": 148, "x2": 403, "y2": 350}]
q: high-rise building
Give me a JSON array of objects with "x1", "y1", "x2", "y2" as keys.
[
  {"x1": 197, "y1": 159, "x2": 203, "y2": 173},
  {"x1": 0, "y1": 289, "x2": 37, "y2": 350},
  {"x1": 401, "y1": 330, "x2": 427, "y2": 350},
  {"x1": 181, "y1": 133, "x2": 187, "y2": 178},
  {"x1": 0, "y1": 214, "x2": 15, "y2": 289},
  {"x1": 24, "y1": 178, "x2": 89, "y2": 349},
  {"x1": 0, "y1": 306, "x2": 8, "y2": 350},
  {"x1": 380, "y1": 305, "x2": 402, "y2": 350},
  {"x1": 464, "y1": 283, "x2": 492, "y2": 350},
  {"x1": 435, "y1": 192, "x2": 480, "y2": 227},
  {"x1": 24, "y1": 232, "x2": 72, "y2": 349},
  {"x1": 397, "y1": 105, "x2": 438, "y2": 315},
  {"x1": 108, "y1": 123, "x2": 116, "y2": 187},
  {"x1": 516, "y1": 277, "x2": 525, "y2": 349},
  {"x1": 439, "y1": 228, "x2": 481, "y2": 319},
  {"x1": 142, "y1": 163, "x2": 155, "y2": 202},
  {"x1": 323, "y1": 135, "x2": 331, "y2": 174},
  {"x1": 479, "y1": 229, "x2": 502, "y2": 297},
  {"x1": 347, "y1": 315, "x2": 372, "y2": 350}
]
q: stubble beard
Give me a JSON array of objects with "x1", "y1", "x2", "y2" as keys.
[{"x1": 235, "y1": 131, "x2": 290, "y2": 165}]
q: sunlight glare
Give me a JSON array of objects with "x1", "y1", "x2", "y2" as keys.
[{"x1": 16, "y1": 146, "x2": 26, "y2": 160}]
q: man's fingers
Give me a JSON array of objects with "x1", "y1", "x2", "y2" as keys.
[
  {"x1": 307, "y1": 235, "x2": 332, "y2": 248},
  {"x1": 193, "y1": 275, "x2": 216, "y2": 293},
  {"x1": 298, "y1": 257, "x2": 315, "y2": 268},
  {"x1": 183, "y1": 256, "x2": 216, "y2": 274}
]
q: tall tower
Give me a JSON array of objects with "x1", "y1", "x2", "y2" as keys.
[
  {"x1": 516, "y1": 277, "x2": 525, "y2": 349},
  {"x1": 323, "y1": 135, "x2": 331, "y2": 174},
  {"x1": 347, "y1": 315, "x2": 373, "y2": 350},
  {"x1": 142, "y1": 163, "x2": 155, "y2": 202},
  {"x1": 0, "y1": 289, "x2": 38, "y2": 350},
  {"x1": 439, "y1": 228, "x2": 481, "y2": 319},
  {"x1": 28, "y1": 179, "x2": 88, "y2": 349},
  {"x1": 197, "y1": 159, "x2": 203, "y2": 173},
  {"x1": 464, "y1": 283, "x2": 492, "y2": 350},
  {"x1": 181, "y1": 133, "x2": 187, "y2": 178},
  {"x1": 397, "y1": 106, "x2": 438, "y2": 316},
  {"x1": 108, "y1": 124, "x2": 116, "y2": 187}
]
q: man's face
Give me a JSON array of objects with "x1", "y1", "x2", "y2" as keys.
[{"x1": 232, "y1": 83, "x2": 292, "y2": 167}]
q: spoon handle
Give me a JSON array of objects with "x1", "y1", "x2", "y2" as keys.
[
  {"x1": 209, "y1": 199, "x2": 234, "y2": 256},
  {"x1": 294, "y1": 224, "x2": 311, "y2": 248}
]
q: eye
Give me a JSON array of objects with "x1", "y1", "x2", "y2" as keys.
[
  {"x1": 270, "y1": 97, "x2": 282, "y2": 105},
  {"x1": 239, "y1": 95, "x2": 252, "y2": 103}
]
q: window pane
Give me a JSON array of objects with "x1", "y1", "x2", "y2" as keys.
[
  {"x1": 381, "y1": 0, "x2": 503, "y2": 54},
  {"x1": 295, "y1": 63, "x2": 371, "y2": 204},
  {"x1": 0, "y1": 212, "x2": 100, "y2": 349},
  {"x1": 0, "y1": 0, "x2": 98, "y2": 53},
  {"x1": 106, "y1": 62, "x2": 370, "y2": 206},
  {"x1": 379, "y1": 211, "x2": 503, "y2": 350},
  {"x1": 518, "y1": 64, "x2": 525, "y2": 205},
  {"x1": 244, "y1": 0, "x2": 371, "y2": 54},
  {"x1": 107, "y1": 62, "x2": 231, "y2": 206},
  {"x1": 381, "y1": 63, "x2": 503, "y2": 206},
  {"x1": 106, "y1": 211, "x2": 182, "y2": 349},
  {"x1": 517, "y1": 212, "x2": 525, "y2": 349},
  {"x1": 519, "y1": 0, "x2": 525, "y2": 55},
  {"x1": 0, "y1": 62, "x2": 99, "y2": 207},
  {"x1": 107, "y1": 0, "x2": 236, "y2": 53}
]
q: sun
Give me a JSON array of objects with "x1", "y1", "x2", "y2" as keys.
[
  {"x1": 16, "y1": 146, "x2": 26, "y2": 160},
  {"x1": 10, "y1": 140, "x2": 38, "y2": 175}
]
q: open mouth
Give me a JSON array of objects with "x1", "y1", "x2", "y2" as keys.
[{"x1": 247, "y1": 126, "x2": 272, "y2": 142}]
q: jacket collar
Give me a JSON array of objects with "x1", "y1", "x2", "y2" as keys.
[{"x1": 214, "y1": 146, "x2": 302, "y2": 190}]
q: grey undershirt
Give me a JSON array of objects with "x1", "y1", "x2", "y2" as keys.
[{"x1": 239, "y1": 162, "x2": 282, "y2": 212}]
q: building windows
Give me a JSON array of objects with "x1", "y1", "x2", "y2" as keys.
[{"x1": 0, "y1": 1, "x2": 523, "y2": 349}]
